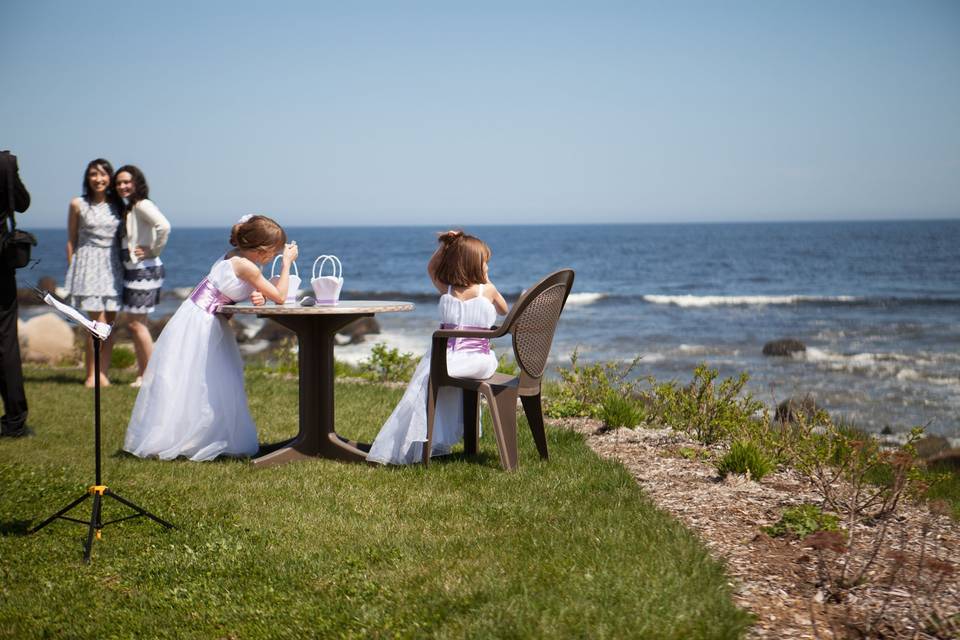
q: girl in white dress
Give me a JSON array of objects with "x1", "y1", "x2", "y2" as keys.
[
  {"x1": 124, "y1": 215, "x2": 298, "y2": 461},
  {"x1": 368, "y1": 230, "x2": 509, "y2": 465}
]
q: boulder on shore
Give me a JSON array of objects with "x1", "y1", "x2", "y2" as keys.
[
  {"x1": 927, "y1": 448, "x2": 960, "y2": 471},
  {"x1": 338, "y1": 317, "x2": 381, "y2": 345},
  {"x1": 775, "y1": 396, "x2": 822, "y2": 424},
  {"x1": 915, "y1": 435, "x2": 951, "y2": 460},
  {"x1": 19, "y1": 312, "x2": 75, "y2": 363},
  {"x1": 763, "y1": 338, "x2": 807, "y2": 357},
  {"x1": 17, "y1": 276, "x2": 60, "y2": 306}
]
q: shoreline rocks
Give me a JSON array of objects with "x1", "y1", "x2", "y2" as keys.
[
  {"x1": 762, "y1": 338, "x2": 806, "y2": 357},
  {"x1": 18, "y1": 312, "x2": 75, "y2": 363}
]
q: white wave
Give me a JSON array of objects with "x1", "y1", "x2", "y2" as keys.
[
  {"x1": 564, "y1": 292, "x2": 606, "y2": 306},
  {"x1": 642, "y1": 294, "x2": 857, "y2": 307},
  {"x1": 333, "y1": 331, "x2": 430, "y2": 366},
  {"x1": 172, "y1": 287, "x2": 193, "y2": 299}
]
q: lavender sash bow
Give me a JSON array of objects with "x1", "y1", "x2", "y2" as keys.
[
  {"x1": 440, "y1": 323, "x2": 491, "y2": 354},
  {"x1": 189, "y1": 277, "x2": 235, "y2": 314}
]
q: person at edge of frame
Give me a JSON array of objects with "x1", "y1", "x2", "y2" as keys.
[{"x1": 0, "y1": 150, "x2": 32, "y2": 437}]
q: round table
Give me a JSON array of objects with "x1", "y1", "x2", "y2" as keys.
[{"x1": 221, "y1": 300, "x2": 415, "y2": 467}]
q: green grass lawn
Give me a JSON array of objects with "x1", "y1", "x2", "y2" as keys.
[{"x1": 0, "y1": 366, "x2": 751, "y2": 639}]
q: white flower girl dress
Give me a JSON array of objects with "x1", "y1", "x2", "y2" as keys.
[
  {"x1": 124, "y1": 257, "x2": 259, "y2": 461},
  {"x1": 367, "y1": 285, "x2": 499, "y2": 465}
]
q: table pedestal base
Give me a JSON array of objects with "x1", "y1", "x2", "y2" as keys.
[{"x1": 252, "y1": 314, "x2": 372, "y2": 468}]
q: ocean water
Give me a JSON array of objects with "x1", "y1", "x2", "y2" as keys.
[{"x1": 21, "y1": 220, "x2": 960, "y2": 437}]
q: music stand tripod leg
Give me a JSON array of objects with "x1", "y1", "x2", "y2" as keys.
[
  {"x1": 28, "y1": 492, "x2": 90, "y2": 534},
  {"x1": 83, "y1": 491, "x2": 103, "y2": 564},
  {"x1": 106, "y1": 489, "x2": 175, "y2": 530}
]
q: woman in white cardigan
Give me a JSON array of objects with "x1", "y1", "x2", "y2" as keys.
[{"x1": 114, "y1": 165, "x2": 171, "y2": 387}]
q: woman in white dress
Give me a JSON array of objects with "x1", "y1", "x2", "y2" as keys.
[
  {"x1": 114, "y1": 165, "x2": 171, "y2": 388},
  {"x1": 368, "y1": 230, "x2": 509, "y2": 465},
  {"x1": 65, "y1": 158, "x2": 124, "y2": 387},
  {"x1": 124, "y1": 215, "x2": 298, "y2": 461}
]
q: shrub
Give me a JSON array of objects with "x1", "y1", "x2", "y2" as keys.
[
  {"x1": 272, "y1": 336, "x2": 299, "y2": 375},
  {"x1": 496, "y1": 354, "x2": 519, "y2": 376},
  {"x1": 599, "y1": 393, "x2": 645, "y2": 430},
  {"x1": 763, "y1": 504, "x2": 842, "y2": 539},
  {"x1": 789, "y1": 422, "x2": 924, "y2": 521},
  {"x1": 360, "y1": 343, "x2": 417, "y2": 383},
  {"x1": 652, "y1": 363, "x2": 765, "y2": 445},
  {"x1": 716, "y1": 440, "x2": 774, "y2": 481},
  {"x1": 110, "y1": 345, "x2": 136, "y2": 370},
  {"x1": 545, "y1": 349, "x2": 643, "y2": 419}
]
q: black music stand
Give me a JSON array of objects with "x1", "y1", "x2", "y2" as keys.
[{"x1": 29, "y1": 293, "x2": 174, "y2": 562}]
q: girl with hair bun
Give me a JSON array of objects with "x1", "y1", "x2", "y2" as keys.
[
  {"x1": 124, "y1": 215, "x2": 298, "y2": 461},
  {"x1": 368, "y1": 229, "x2": 509, "y2": 465}
]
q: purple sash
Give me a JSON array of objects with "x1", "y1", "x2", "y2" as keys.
[
  {"x1": 440, "y1": 323, "x2": 491, "y2": 354},
  {"x1": 189, "y1": 277, "x2": 235, "y2": 314}
]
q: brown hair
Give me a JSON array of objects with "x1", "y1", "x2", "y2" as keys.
[
  {"x1": 433, "y1": 230, "x2": 491, "y2": 287},
  {"x1": 229, "y1": 215, "x2": 287, "y2": 253}
]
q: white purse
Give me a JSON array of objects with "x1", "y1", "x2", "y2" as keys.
[
  {"x1": 310, "y1": 255, "x2": 343, "y2": 305},
  {"x1": 269, "y1": 255, "x2": 302, "y2": 304}
]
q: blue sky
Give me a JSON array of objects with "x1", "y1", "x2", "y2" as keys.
[{"x1": 3, "y1": 1, "x2": 959, "y2": 228}]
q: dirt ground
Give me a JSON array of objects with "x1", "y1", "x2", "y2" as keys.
[{"x1": 552, "y1": 418, "x2": 959, "y2": 639}]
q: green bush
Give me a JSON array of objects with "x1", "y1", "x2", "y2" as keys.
[
  {"x1": 110, "y1": 345, "x2": 137, "y2": 370},
  {"x1": 496, "y1": 354, "x2": 519, "y2": 376},
  {"x1": 545, "y1": 349, "x2": 643, "y2": 419},
  {"x1": 360, "y1": 343, "x2": 417, "y2": 383},
  {"x1": 763, "y1": 504, "x2": 842, "y2": 539},
  {"x1": 716, "y1": 440, "x2": 774, "y2": 481},
  {"x1": 600, "y1": 393, "x2": 645, "y2": 430},
  {"x1": 652, "y1": 363, "x2": 765, "y2": 445}
]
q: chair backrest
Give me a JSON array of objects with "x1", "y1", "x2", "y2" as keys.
[{"x1": 503, "y1": 269, "x2": 575, "y2": 380}]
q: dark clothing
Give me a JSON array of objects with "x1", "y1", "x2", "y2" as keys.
[{"x1": 0, "y1": 151, "x2": 30, "y2": 436}]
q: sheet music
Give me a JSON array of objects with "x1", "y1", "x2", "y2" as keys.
[{"x1": 41, "y1": 293, "x2": 112, "y2": 339}]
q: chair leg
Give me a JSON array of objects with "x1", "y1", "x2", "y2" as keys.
[
  {"x1": 423, "y1": 379, "x2": 438, "y2": 465},
  {"x1": 483, "y1": 385, "x2": 519, "y2": 471},
  {"x1": 521, "y1": 393, "x2": 549, "y2": 460},
  {"x1": 462, "y1": 390, "x2": 480, "y2": 456}
]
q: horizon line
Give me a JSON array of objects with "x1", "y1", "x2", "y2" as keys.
[{"x1": 22, "y1": 215, "x2": 960, "y2": 230}]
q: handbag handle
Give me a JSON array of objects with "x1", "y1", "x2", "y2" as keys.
[
  {"x1": 270, "y1": 254, "x2": 299, "y2": 278},
  {"x1": 311, "y1": 255, "x2": 342, "y2": 280}
]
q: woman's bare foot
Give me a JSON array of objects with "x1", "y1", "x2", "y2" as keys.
[{"x1": 84, "y1": 374, "x2": 111, "y2": 388}]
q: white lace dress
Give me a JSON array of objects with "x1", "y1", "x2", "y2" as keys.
[
  {"x1": 64, "y1": 198, "x2": 122, "y2": 312},
  {"x1": 367, "y1": 286, "x2": 499, "y2": 465},
  {"x1": 124, "y1": 257, "x2": 259, "y2": 461}
]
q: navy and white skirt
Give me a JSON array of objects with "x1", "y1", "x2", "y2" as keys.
[{"x1": 121, "y1": 249, "x2": 165, "y2": 314}]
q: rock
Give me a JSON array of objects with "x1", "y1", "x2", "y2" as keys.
[
  {"x1": 19, "y1": 312, "x2": 76, "y2": 363},
  {"x1": 337, "y1": 317, "x2": 381, "y2": 345},
  {"x1": 255, "y1": 320, "x2": 295, "y2": 342},
  {"x1": 16, "y1": 275, "x2": 60, "y2": 306},
  {"x1": 775, "y1": 396, "x2": 821, "y2": 424},
  {"x1": 914, "y1": 435, "x2": 951, "y2": 460},
  {"x1": 149, "y1": 314, "x2": 172, "y2": 336},
  {"x1": 763, "y1": 338, "x2": 806, "y2": 357},
  {"x1": 926, "y1": 448, "x2": 960, "y2": 471}
]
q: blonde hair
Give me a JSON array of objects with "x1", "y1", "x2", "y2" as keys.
[
  {"x1": 229, "y1": 215, "x2": 287, "y2": 253},
  {"x1": 433, "y1": 230, "x2": 491, "y2": 287}
]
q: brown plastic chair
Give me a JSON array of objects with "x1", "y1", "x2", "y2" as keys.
[{"x1": 424, "y1": 269, "x2": 575, "y2": 471}]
